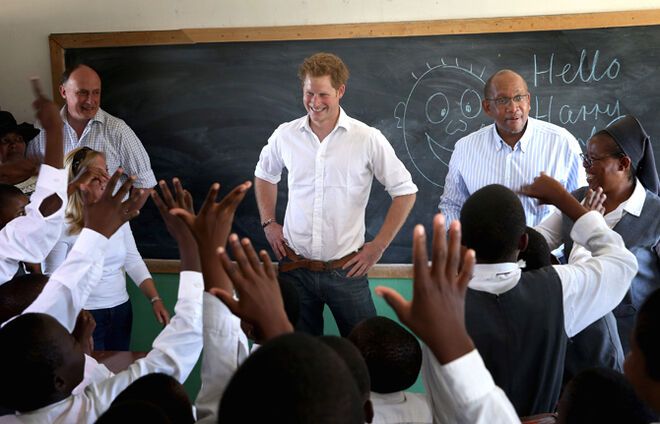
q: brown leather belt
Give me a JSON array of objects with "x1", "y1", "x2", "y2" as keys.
[{"x1": 279, "y1": 245, "x2": 358, "y2": 273}]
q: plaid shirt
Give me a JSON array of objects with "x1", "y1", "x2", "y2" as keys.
[{"x1": 28, "y1": 107, "x2": 157, "y2": 188}]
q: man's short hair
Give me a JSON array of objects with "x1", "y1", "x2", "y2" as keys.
[
  {"x1": 110, "y1": 373, "x2": 194, "y2": 424},
  {"x1": 319, "y1": 335, "x2": 371, "y2": 399},
  {"x1": 0, "y1": 313, "x2": 67, "y2": 412},
  {"x1": 96, "y1": 400, "x2": 172, "y2": 424},
  {"x1": 298, "y1": 52, "x2": 349, "y2": 89},
  {"x1": 348, "y1": 316, "x2": 422, "y2": 393},
  {"x1": 218, "y1": 332, "x2": 364, "y2": 423},
  {"x1": 60, "y1": 63, "x2": 99, "y2": 85},
  {"x1": 483, "y1": 69, "x2": 528, "y2": 99},
  {"x1": 0, "y1": 274, "x2": 49, "y2": 324},
  {"x1": 519, "y1": 227, "x2": 552, "y2": 272},
  {"x1": 460, "y1": 184, "x2": 527, "y2": 263},
  {"x1": 558, "y1": 367, "x2": 656, "y2": 423},
  {"x1": 0, "y1": 184, "x2": 25, "y2": 206},
  {"x1": 636, "y1": 288, "x2": 660, "y2": 381}
]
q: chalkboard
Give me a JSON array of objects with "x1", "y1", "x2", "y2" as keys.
[{"x1": 52, "y1": 12, "x2": 660, "y2": 261}]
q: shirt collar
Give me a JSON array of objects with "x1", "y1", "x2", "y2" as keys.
[
  {"x1": 370, "y1": 391, "x2": 406, "y2": 405},
  {"x1": 490, "y1": 117, "x2": 533, "y2": 153},
  {"x1": 622, "y1": 178, "x2": 646, "y2": 217},
  {"x1": 469, "y1": 262, "x2": 522, "y2": 295},
  {"x1": 60, "y1": 106, "x2": 105, "y2": 127},
  {"x1": 299, "y1": 107, "x2": 349, "y2": 134}
]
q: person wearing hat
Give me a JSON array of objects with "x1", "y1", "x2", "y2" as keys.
[
  {"x1": 0, "y1": 111, "x2": 40, "y2": 195},
  {"x1": 535, "y1": 115, "x2": 660, "y2": 379}
]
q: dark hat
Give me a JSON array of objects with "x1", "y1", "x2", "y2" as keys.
[
  {"x1": 601, "y1": 115, "x2": 659, "y2": 195},
  {"x1": 0, "y1": 111, "x2": 40, "y2": 144}
]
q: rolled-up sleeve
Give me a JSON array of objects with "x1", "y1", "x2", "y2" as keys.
[
  {"x1": 370, "y1": 130, "x2": 418, "y2": 198},
  {"x1": 254, "y1": 127, "x2": 285, "y2": 184}
]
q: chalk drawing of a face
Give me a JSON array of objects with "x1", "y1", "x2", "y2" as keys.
[{"x1": 394, "y1": 59, "x2": 490, "y2": 187}]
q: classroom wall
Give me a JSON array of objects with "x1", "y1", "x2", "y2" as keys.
[{"x1": 2, "y1": 0, "x2": 660, "y2": 122}]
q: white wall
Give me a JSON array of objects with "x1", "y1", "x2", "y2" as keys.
[{"x1": 2, "y1": 0, "x2": 660, "y2": 121}]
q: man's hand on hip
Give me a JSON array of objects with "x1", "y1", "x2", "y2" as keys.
[
  {"x1": 343, "y1": 241, "x2": 384, "y2": 278},
  {"x1": 264, "y1": 222, "x2": 288, "y2": 260}
]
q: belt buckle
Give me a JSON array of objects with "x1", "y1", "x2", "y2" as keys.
[{"x1": 321, "y1": 261, "x2": 333, "y2": 272}]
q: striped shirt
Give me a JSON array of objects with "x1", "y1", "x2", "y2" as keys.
[
  {"x1": 439, "y1": 117, "x2": 586, "y2": 226},
  {"x1": 27, "y1": 107, "x2": 157, "y2": 188}
]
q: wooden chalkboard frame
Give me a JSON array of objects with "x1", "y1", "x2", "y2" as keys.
[{"x1": 47, "y1": 9, "x2": 660, "y2": 276}]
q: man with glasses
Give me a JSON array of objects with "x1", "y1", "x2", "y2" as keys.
[{"x1": 439, "y1": 69, "x2": 586, "y2": 226}]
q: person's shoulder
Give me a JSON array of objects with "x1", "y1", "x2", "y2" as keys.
[
  {"x1": 529, "y1": 118, "x2": 577, "y2": 143},
  {"x1": 453, "y1": 124, "x2": 493, "y2": 150},
  {"x1": 269, "y1": 115, "x2": 307, "y2": 138}
]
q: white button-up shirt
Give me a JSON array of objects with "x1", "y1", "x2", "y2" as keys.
[
  {"x1": 255, "y1": 108, "x2": 418, "y2": 261},
  {"x1": 439, "y1": 117, "x2": 586, "y2": 227}
]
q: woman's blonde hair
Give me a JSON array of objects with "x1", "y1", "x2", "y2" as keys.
[{"x1": 64, "y1": 147, "x2": 105, "y2": 235}]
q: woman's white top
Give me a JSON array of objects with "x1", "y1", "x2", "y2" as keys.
[{"x1": 43, "y1": 222, "x2": 152, "y2": 309}]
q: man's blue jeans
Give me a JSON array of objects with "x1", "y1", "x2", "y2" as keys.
[{"x1": 279, "y1": 260, "x2": 377, "y2": 336}]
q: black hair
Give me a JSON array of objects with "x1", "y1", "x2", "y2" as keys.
[
  {"x1": 0, "y1": 184, "x2": 26, "y2": 209},
  {"x1": 318, "y1": 335, "x2": 371, "y2": 399},
  {"x1": 278, "y1": 277, "x2": 300, "y2": 327},
  {"x1": 217, "y1": 332, "x2": 364, "y2": 423},
  {"x1": 0, "y1": 273, "x2": 49, "y2": 323},
  {"x1": 518, "y1": 227, "x2": 552, "y2": 272},
  {"x1": 636, "y1": 288, "x2": 660, "y2": 381},
  {"x1": 96, "y1": 400, "x2": 172, "y2": 424},
  {"x1": 0, "y1": 313, "x2": 68, "y2": 412},
  {"x1": 460, "y1": 184, "x2": 527, "y2": 263},
  {"x1": 60, "y1": 63, "x2": 100, "y2": 85},
  {"x1": 110, "y1": 373, "x2": 194, "y2": 424},
  {"x1": 348, "y1": 316, "x2": 421, "y2": 393},
  {"x1": 558, "y1": 367, "x2": 656, "y2": 424}
]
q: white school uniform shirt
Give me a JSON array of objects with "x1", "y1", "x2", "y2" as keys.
[
  {"x1": 43, "y1": 222, "x2": 151, "y2": 309},
  {"x1": 370, "y1": 391, "x2": 432, "y2": 424},
  {"x1": 0, "y1": 164, "x2": 67, "y2": 284},
  {"x1": 422, "y1": 211, "x2": 638, "y2": 424},
  {"x1": 255, "y1": 108, "x2": 418, "y2": 261},
  {"x1": 439, "y1": 117, "x2": 586, "y2": 227},
  {"x1": 1, "y1": 271, "x2": 204, "y2": 424}
]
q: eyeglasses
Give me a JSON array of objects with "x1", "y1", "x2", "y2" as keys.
[
  {"x1": 485, "y1": 93, "x2": 530, "y2": 107},
  {"x1": 71, "y1": 146, "x2": 93, "y2": 176},
  {"x1": 580, "y1": 152, "x2": 625, "y2": 168}
]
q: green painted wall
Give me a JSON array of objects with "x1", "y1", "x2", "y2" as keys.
[{"x1": 127, "y1": 274, "x2": 421, "y2": 399}]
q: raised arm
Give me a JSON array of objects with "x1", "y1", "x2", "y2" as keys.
[
  {"x1": 521, "y1": 173, "x2": 638, "y2": 336},
  {"x1": 376, "y1": 215, "x2": 520, "y2": 424}
]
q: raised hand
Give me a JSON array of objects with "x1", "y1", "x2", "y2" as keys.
[
  {"x1": 31, "y1": 78, "x2": 63, "y2": 170},
  {"x1": 584, "y1": 187, "x2": 606, "y2": 215},
  {"x1": 520, "y1": 173, "x2": 588, "y2": 222},
  {"x1": 171, "y1": 181, "x2": 251, "y2": 249},
  {"x1": 170, "y1": 181, "x2": 251, "y2": 292},
  {"x1": 82, "y1": 169, "x2": 150, "y2": 238},
  {"x1": 376, "y1": 214, "x2": 476, "y2": 365},
  {"x1": 68, "y1": 165, "x2": 110, "y2": 196},
  {"x1": 212, "y1": 234, "x2": 293, "y2": 342},
  {"x1": 151, "y1": 178, "x2": 200, "y2": 272}
]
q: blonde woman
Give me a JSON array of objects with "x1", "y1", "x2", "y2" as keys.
[{"x1": 43, "y1": 147, "x2": 169, "y2": 350}]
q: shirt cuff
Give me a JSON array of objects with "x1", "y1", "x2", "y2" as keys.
[
  {"x1": 569, "y1": 211, "x2": 607, "y2": 245},
  {"x1": 203, "y1": 292, "x2": 241, "y2": 335},
  {"x1": 388, "y1": 180, "x2": 419, "y2": 198},
  {"x1": 70, "y1": 228, "x2": 110, "y2": 257},
  {"x1": 35, "y1": 164, "x2": 67, "y2": 195},
  {"x1": 133, "y1": 169, "x2": 157, "y2": 189},
  {"x1": 178, "y1": 271, "x2": 204, "y2": 303},
  {"x1": 434, "y1": 349, "x2": 497, "y2": 406},
  {"x1": 254, "y1": 167, "x2": 281, "y2": 184}
]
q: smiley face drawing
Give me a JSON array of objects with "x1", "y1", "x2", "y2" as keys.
[{"x1": 394, "y1": 59, "x2": 491, "y2": 187}]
